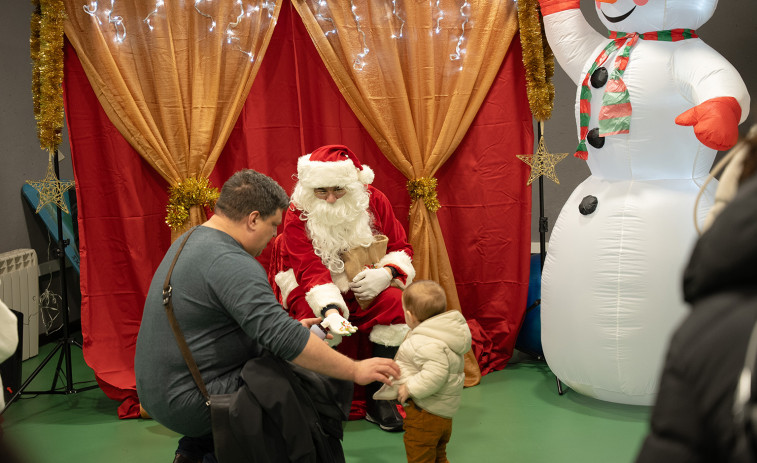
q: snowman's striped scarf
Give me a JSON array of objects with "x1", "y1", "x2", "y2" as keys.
[{"x1": 575, "y1": 29, "x2": 699, "y2": 160}]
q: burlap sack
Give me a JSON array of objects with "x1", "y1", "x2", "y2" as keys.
[{"x1": 341, "y1": 235, "x2": 388, "y2": 308}]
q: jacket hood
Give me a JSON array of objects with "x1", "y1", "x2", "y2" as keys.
[
  {"x1": 411, "y1": 310, "x2": 472, "y2": 355},
  {"x1": 683, "y1": 174, "x2": 757, "y2": 304}
]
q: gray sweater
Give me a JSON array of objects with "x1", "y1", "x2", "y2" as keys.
[{"x1": 135, "y1": 226, "x2": 310, "y2": 437}]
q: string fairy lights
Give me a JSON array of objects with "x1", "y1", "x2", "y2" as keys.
[
  {"x1": 83, "y1": 0, "x2": 480, "y2": 72},
  {"x1": 305, "y1": 0, "x2": 477, "y2": 71},
  {"x1": 225, "y1": 0, "x2": 255, "y2": 61},
  {"x1": 143, "y1": 0, "x2": 163, "y2": 31},
  {"x1": 82, "y1": 1, "x2": 101, "y2": 24},
  {"x1": 194, "y1": 0, "x2": 216, "y2": 32},
  {"x1": 433, "y1": 0, "x2": 444, "y2": 34},
  {"x1": 83, "y1": 0, "x2": 126, "y2": 42},
  {"x1": 313, "y1": 0, "x2": 337, "y2": 36},
  {"x1": 449, "y1": 0, "x2": 470, "y2": 67},
  {"x1": 389, "y1": 0, "x2": 405, "y2": 39},
  {"x1": 261, "y1": 0, "x2": 275, "y2": 19},
  {"x1": 85, "y1": 0, "x2": 275, "y2": 61},
  {"x1": 349, "y1": 0, "x2": 369, "y2": 70}
]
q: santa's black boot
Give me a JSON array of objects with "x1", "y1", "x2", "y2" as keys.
[{"x1": 365, "y1": 343, "x2": 404, "y2": 432}]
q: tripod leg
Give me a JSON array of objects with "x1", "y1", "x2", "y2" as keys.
[
  {"x1": 556, "y1": 377, "x2": 564, "y2": 395},
  {"x1": 50, "y1": 343, "x2": 66, "y2": 391},
  {"x1": 1, "y1": 156, "x2": 99, "y2": 415},
  {"x1": 1, "y1": 341, "x2": 64, "y2": 414},
  {"x1": 63, "y1": 339, "x2": 74, "y2": 394}
]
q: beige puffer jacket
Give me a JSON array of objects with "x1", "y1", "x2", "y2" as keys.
[{"x1": 374, "y1": 310, "x2": 471, "y2": 418}]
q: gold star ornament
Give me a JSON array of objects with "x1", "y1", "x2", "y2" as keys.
[
  {"x1": 26, "y1": 150, "x2": 75, "y2": 214},
  {"x1": 517, "y1": 135, "x2": 569, "y2": 185}
]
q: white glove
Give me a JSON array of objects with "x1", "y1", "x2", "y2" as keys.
[
  {"x1": 349, "y1": 267, "x2": 392, "y2": 300},
  {"x1": 321, "y1": 311, "x2": 358, "y2": 335}
]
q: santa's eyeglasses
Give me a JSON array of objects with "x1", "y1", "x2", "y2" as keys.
[{"x1": 314, "y1": 187, "x2": 347, "y2": 199}]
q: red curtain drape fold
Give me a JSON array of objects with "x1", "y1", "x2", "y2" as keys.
[{"x1": 63, "y1": 1, "x2": 531, "y2": 417}]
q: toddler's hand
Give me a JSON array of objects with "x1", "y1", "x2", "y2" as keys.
[{"x1": 398, "y1": 383, "x2": 410, "y2": 404}]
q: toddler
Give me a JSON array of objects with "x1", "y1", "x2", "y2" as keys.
[{"x1": 374, "y1": 280, "x2": 472, "y2": 462}]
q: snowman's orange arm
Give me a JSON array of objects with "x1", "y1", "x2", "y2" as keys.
[{"x1": 537, "y1": 0, "x2": 580, "y2": 16}]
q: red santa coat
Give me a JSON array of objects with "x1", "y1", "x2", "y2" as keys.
[
  {"x1": 273, "y1": 186, "x2": 413, "y2": 339},
  {"x1": 273, "y1": 185, "x2": 415, "y2": 420}
]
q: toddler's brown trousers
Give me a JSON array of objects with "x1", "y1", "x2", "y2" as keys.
[{"x1": 403, "y1": 400, "x2": 453, "y2": 463}]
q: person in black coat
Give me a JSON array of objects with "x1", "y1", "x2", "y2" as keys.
[{"x1": 635, "y1": 130, "x2": 757, "y2": 463}]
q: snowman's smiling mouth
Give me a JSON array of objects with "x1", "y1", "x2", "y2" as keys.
[{"x1": 602, "y1": 6, "x2": 636, "y2": 23}]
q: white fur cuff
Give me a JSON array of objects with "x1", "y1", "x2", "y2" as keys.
[
  {"x1": 274, "y1": 269, "x2": 298, "y2": 310},
  {"x1": 298, "y1": 156, "x2": 375, "y2": 188},
  {"x1": 331, "y1": 271, "x2": 350, "y2": 293},
  {"x1": 305, "y1": 283, "x2": 349, "y2": 319},
  {"x1": 369, "y1": 324, "x2": 410, "y2": 346},
  {"x1": 379, "y1": 251, "x2": 415, "y2": 288}
]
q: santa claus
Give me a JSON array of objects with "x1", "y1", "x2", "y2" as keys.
[{"x1": 271, "y1": 144, "x2": 416, "y2": 432}]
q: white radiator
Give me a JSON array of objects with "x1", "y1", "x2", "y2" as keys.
[{"x1": 0, "y1": 249, "x2": 39, "y2": 360}]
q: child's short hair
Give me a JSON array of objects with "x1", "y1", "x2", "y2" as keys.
[{"x1": 402, "y1": 280, "x2": 447, "y2": 322}]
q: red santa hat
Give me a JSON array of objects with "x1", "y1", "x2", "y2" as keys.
[{"x1": 297, "y1": 145, "x2": 375, "y2": 189}]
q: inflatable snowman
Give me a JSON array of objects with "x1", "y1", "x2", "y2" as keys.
[{"x1": 538, "y1": 0, "x2": 750, "y2": 405}]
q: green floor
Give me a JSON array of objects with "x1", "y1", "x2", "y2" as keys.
[{"x1": 2, "y1": 339, "x2": 651, "y2": 463}]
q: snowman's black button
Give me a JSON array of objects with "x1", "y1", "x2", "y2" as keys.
[
  {"x1": 579, "y1": 195, "x2": 598, "y2": 215},
  {"x1": 591, "y1": 67, "x2": 608, "y2": 88},
  {"x1": 587, "y1": 128, "x2": 605, "y2": 148}
]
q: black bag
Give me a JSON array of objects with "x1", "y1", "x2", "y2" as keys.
[
  {"x1": 212, "y1": 353, "x2": 352, "y2": 463},
  {"x1": 164, "y1": 228, "x2": 352, "y2": 463}
]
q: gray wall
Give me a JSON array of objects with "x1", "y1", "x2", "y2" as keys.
[
  {"x1": 2, "y1": 1, "x2": 74, "y2": 253},
  {"x1": 1, "y1": 2, "x2": 755, "y2": 317},
  {"x1": 1, "y1": 2, "x2": 78, "y2": 333}
]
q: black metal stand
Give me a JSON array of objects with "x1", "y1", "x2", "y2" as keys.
[
  {"x1": 534, "y1": 122, "x2": 564, "y2": 396},
  {"x1": 1, "y1": 154, "x2": 97, "y2": 414}
]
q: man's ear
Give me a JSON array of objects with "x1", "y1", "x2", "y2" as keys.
[{"x1": 247, "y1": 211, "x2": 261, "y2": 229}]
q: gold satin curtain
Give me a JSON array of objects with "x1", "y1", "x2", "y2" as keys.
[
  {"x1": 293, "y1": 0, "x2": 518, "y2": 384},
  {"x1": 63, "y1": 0, "x2": 282, "y2": 239}
]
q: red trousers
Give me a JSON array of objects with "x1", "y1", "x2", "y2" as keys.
[
  {"x1": 403, "y1": 401, "x2": 453, "y2": 463},
  {"x1": 287, "y1": 286, "x2": 405, "y2": 419}
]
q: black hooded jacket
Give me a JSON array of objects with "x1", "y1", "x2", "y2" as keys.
[{"x1": 636, "y1": 174, "x2": 757, "y2": 463}]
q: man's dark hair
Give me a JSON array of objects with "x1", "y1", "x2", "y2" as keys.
[{"x1": 214, "y1": 169, "x2": 289, "y2": 221}]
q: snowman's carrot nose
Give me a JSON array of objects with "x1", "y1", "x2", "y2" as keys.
[{"x1": 597, "y1": 0, "x2": 618, "y2": 3}]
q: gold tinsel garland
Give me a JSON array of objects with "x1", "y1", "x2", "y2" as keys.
[
  {"x1": 407, "y1": 177, "x2": 441, "y2": 213},
  {"x1": 166, "y1": 178, "x2": 221, "y2": 230},
  {"x1": 30, "y1": 2, "x2": 41, "y2": 139},
  {"x1": 517, "y1": 0, "x2": 555, "y2": 122},
  {"x1": 31, "y1": 0, "x2": 66, "y2": 151}
]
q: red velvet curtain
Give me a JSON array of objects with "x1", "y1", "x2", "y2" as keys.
[{"x1": 63, "y1": 1, "x2": 532, "y2": 418}]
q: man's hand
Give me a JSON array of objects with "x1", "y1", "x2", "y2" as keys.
[
  {"x1": 349, "y1": 267, "x2": 392, "y2": 300},
  {"x1": 353, "y1": 357, "x2": 401, "y2": 386},
  {"x1": 397, "y1": 383, "x2": 410, "y2": 404},
  {"x1": 300, "y1": 317, "x2": 334, "y2": 340},
  {"x1": 299, "y1": 317, "x2": 323, "y2": 329},
  {"x1": 322, "y1": 311, "x2": 358, "y2": 335}
]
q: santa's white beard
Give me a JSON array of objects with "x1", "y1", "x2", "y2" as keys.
[{"x1": 291, "y1": 183, "x2": 374, "y2": 273}]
